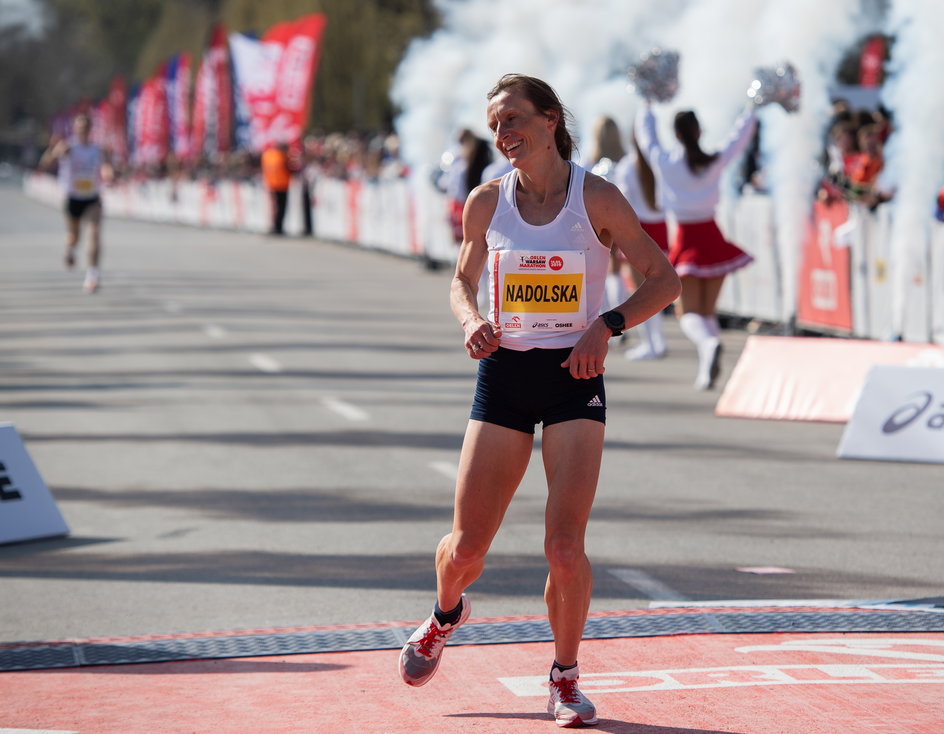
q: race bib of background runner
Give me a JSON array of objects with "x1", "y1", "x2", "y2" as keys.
[
  {"x1": 72, "y1": 178, "x2": 95, "y2": 194},
  {"x1": 492, "y1": 249, "x2": 587, "y2": 332}
]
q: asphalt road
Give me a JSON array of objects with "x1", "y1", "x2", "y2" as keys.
[{"x1": 1, "y1": 183, "x2": 941, "y2": 644}]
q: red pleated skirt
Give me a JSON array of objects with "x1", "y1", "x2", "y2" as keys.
[
  {"x1": 670, "y1": 219, "x2": 753, "y2": 278},
  {"x1": 640, "y1": 220, "x2": 670, "y2": 253}
]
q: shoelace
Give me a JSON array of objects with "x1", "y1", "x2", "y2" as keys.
[
  {"x1": 551, "y1": 678, "x2": 581, "y2": 705},
  {"x1": 415, "y1": 623, "x2": 449, "y2": 658}
]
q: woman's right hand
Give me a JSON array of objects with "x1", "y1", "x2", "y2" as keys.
[{"x1": 464, "y1": 320, "x2": 502, "y2": 359}]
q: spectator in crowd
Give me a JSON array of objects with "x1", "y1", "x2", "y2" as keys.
[
  {"x1": 261, "y1": 141, "x2": 292, "y2": 235},
  {"x1": 440, "y1": 129, "x2": 493, "y2": 244},
  {"x1": 819, "y1": 102, "x2": 893, "y2": 210},
  {"x1": 39, "y1": 112, "x2": 112, "y2": 293}
]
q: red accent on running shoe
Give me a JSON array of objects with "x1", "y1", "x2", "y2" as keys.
[{"x1": 415, "y1": 625, "x2": 447, "y2": 658}]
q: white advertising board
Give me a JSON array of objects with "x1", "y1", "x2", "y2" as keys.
[
  {"x1": 838, "y1": 366, "x2": 944, "y2": 463},
  {"x1": 0, "y1": 423, "x2": 70, "y2": 544}
]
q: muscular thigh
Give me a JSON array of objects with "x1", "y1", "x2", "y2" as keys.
[
  {"x1": 542, "y1": 419, "x2": 604, "y2": 536},
  {"x1": 452, "y1": 420, "x2": 533, "y2": 545}
]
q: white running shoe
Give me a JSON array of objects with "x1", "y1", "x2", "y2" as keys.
[
  {"x1": 83, "y1": 268, "x2": 101, "y2": 294},
  {"x1": 398, "y1": 595, "x2": 470, "y2": 687},
  {"x1": 624, "y1": 343, "x2": 667, "y2": 361},
  {"x1": 547, "y1": 666, "x2": 598, "y2": 727}
]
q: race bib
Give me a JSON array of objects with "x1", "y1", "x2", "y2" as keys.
[
  {"x1": 72, "y1": 178, "x2": 95, "y2": 194},
  {"x1": 492, "y1": 249, "x2": 587, "y2": 332}
]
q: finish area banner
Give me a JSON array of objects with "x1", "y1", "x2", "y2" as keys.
[{"x1": 231, "y1": 13, "x2": 327, "y2": 151}]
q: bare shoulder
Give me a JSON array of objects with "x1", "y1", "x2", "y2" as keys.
[
  {"x1": 465, "y1": 177, "x2": 502, "y2": 220},
  {"x1": 582, "y1": 169, "x2": 633, "y2": 217}
]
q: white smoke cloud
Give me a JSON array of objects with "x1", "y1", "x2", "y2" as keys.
[
  {"x1": 751, "y1": 0, "x2": 881, "y2": 324},
  {"x1": 390, "y1": 0, "x2": 686, "y2": 173},
  {"x1": 392, "y1": 0, "x2": 935, "y2": 329},
  {"x1": 880, "y1": 0, "x2": 944, "y2": 340}
]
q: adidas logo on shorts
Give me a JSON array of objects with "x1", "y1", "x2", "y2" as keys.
[{"x1": 587, "y1": 395, "x2": 604, "y2": 407}]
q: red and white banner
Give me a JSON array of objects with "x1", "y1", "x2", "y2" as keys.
[
  {"x1": 859, "y1": 35, "x2": 885, "y2": 88},
  {"x1": 796, "y1": 199, "x2": 854, "y2": 333},
  {"x1": 230, "y1": 13, "x2": 326, "y2": 152},
  {"x1": 192, "y1": 25, "x2": 232, "y2": 158},
  {"x1": 134, "y1": 68, "x2": 170, "y2": 166},
  {"x1": 106, "y1": 76, "x2": 128, "y2": 164},
  {"x1": 166, "y1": 53, "x2": 192, "y2": 160}
]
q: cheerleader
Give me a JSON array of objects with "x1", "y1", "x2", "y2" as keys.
[{"x1": 635, "y1": 101, "x2": 756, "y2": 388}]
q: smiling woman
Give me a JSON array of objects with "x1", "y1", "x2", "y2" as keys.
[{"x1": 398, "y1": 73, "x2": 680, "y2": 727}]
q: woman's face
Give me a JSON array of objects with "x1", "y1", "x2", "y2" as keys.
[
  {"x1": 74, "y1": 117, "x2": 90, "y2": 143},
  {"x1": 486, "y1": 88, "x2": 557, "y2": 167}
]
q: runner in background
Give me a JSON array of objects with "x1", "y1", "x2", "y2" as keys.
[{"x1": 39, "y1": 113, "x2": 112, "y2": 293}]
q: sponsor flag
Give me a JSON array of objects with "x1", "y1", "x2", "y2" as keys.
[
  {"x1": 192, "y1": 24, "x2": 232, "y2": 158},
  {"x1": 165, "y1": 53, "x2": 192, "y2": 159},
  {"x1": 230, "y1": 13, "x2": 326, "y2": 151},
  {"x1": 134, "y1": 66, "x2": 170, "y2": 166},
  {"x1": 107, "y1": 76, "x2": 128, "y2": 164},
  {"x1": 859, "y1": 35, "x2": 885, "y2": 87},
  {"x1": 126, "y1": 83, "x2": 140, "y2": 162}
]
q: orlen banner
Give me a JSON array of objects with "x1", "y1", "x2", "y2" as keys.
[
  {"x1": 192, "y1": 25, "x2": 232, "y2": 158},
  {"x1": 134, "y1": 68, "x2": 169, "y2": 167},
  {"x1": 796, "y1": 199, "x2": 854, "y2": 333},
  {"x1": 230, "y1": 13, "x2": 326, "y2": 151},
  {"x1": 165, "y1": 53, "x2": 192, "y2": 160}
]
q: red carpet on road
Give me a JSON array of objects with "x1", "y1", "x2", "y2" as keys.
[{"x1": 2, "y1": 607, "x2": 942, "y2": 733}]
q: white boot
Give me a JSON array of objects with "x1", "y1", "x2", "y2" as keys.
[{"x1": 679, "y1": 312, "x2": 721, "y2": 390}]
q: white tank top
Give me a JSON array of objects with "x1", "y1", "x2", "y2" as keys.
[
  {"x1": 60, "y1": 144, "x2": 102, "y2": 200},
  {"x1": 485, "y1": 162, "x2": 610, "y2": 350}
]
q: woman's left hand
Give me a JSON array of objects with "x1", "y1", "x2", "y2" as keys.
[{"x1": 561, "y1": 318, "x2": 610, "y2": 379}]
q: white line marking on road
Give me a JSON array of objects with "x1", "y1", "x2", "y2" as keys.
[
  {"x1": 428, "y1": 461, "x2": 458, "y2": 481},
  {"x1": 203, "y1": 324, "x2": 227, "y2": 339},
  {"x1": 249, "y1": 353, "x2": 283, "y2": 373},
  {"x1": 322, "y1": 397, "x2": 369, "y2": 422},
  {"x1": 608, "y1": 568, "x2": 689, "y2": 602},
  {"x1": 499, "y1": 662, "x2": 944, "y2": 696},
  {"x1": 736, "y1": 566, "x2": 796, "y2": 574}
]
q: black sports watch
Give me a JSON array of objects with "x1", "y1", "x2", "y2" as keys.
[{"x1": 600, "y1": 310, "x2": 625, "y2": 337}]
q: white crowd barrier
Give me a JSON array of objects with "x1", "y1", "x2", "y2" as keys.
[{"x1": 24, "y1": 172, "x2": 943, "y2": 345}]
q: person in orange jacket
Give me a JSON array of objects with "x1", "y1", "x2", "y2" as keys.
[{"x1": 261, "y1": 141, "x2": 292, "y2": 235}]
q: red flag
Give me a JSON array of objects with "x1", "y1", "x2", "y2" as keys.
[
  {"x1": 210, "y1": 25, "x2": 233, "y2": 154},
  {"x1": 232, "y1": 13, "x2": 326, "y2": 151},
  {"x1": 108, "y1": 76, "x2": 128, "y2": 164},
  {"x1": 859, "y1": 35, "x2": 885, "y2": 87},
  {"x1": 192, "y1": 25, "x2": 232, "y2": 158},
  {"x1": 135, "y1": 66, "x2": 170, "y2": 166}
]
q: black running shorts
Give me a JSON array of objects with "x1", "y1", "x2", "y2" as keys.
[
  {"x1": 469, "y1": 347, "x2": 606, "y2": 435},
  {"x1": 66, "y1": 196, "x2": 101, "y2": 220}
]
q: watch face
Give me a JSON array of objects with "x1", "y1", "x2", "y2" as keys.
[{"x1": 605, "y1": 311, "x2": 624, "y2": 330}]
